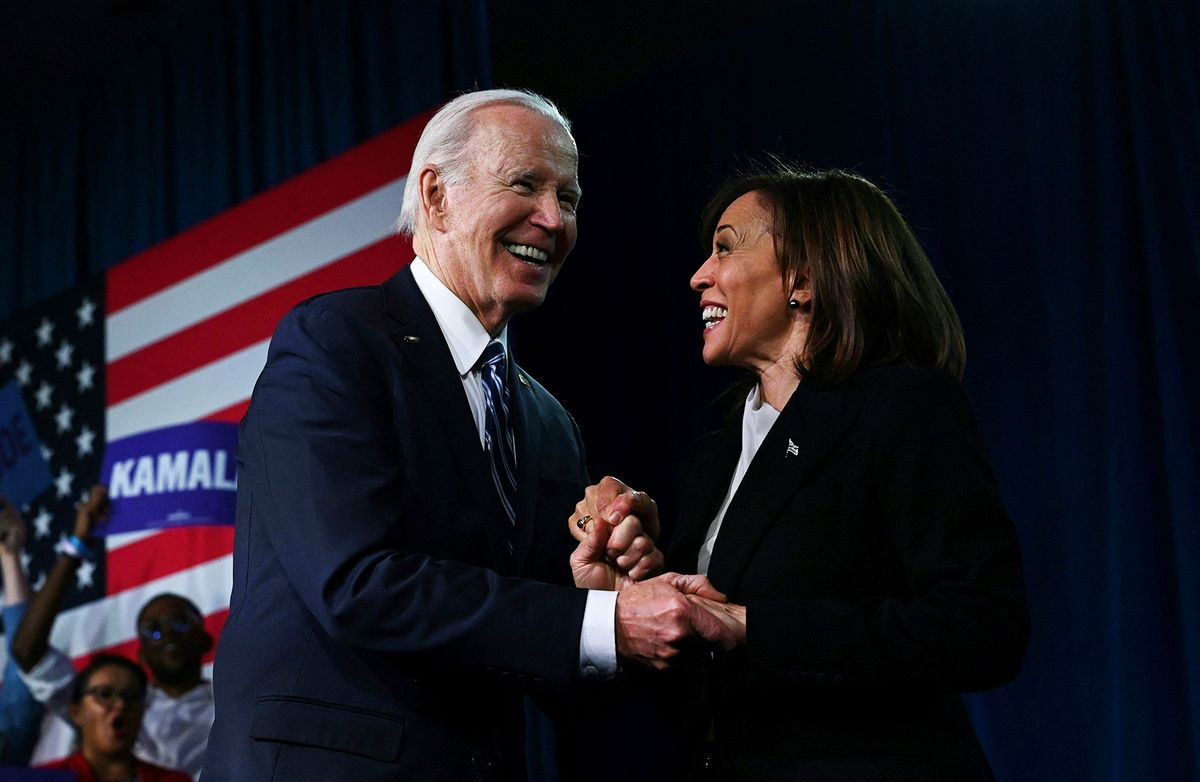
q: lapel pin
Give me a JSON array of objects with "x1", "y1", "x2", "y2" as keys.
[
  {"x1": 518, "y1": 374, "x2": 531, "y2": 387},
  {"x1": 786, "y1": 438, "x2": 799, "y2": 457},
  {"x1": 402, "y1": 335, "x2": 421, "y2": 344}
]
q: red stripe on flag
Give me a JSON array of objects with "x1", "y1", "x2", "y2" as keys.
[
  {"x1": 72, "y1": 609, "x2": 230, "y2": 673},
  {"x1": 106, "y1": 527, "x2": 236, "y2": 595},
  {"x1": 203, "y1": 400, "x2": 251, "y2": 424},
  {"x1": 106, "y1": 109, "x2": 434, "y2": 314},
  {"x1": 105, "y1": 236, "x2": 413, "y2": 406}
]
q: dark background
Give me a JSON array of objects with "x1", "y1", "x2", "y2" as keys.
[{"x1": 2, "y1": 1, "x2": 1197, "y2": 779}]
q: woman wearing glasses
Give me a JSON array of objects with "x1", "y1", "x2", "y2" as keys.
[
  {"x1": 37, "y1": 654, "x2": 193, "y2": 782},
  {"x1": 11, "y1": 487, "x2": 214, "y2": 775}
]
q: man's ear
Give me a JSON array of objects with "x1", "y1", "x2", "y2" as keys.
[{"x1": 419, "y1": 166, "x2": 448, "y2": 231}]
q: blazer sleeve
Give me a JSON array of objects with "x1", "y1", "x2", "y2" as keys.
[
  {"x1": 744, "y1": 370, "x2": 1029, "y2": 692},
  {"x1": 240, "y1": 300, "x2": 587, "y2": 686}
]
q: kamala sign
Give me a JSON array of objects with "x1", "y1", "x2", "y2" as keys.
[{"x1": 98, "y1": 420, "x2": 238, "y2": 535}]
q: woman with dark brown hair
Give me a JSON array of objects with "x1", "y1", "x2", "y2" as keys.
[{"x1": 571, "y1": 164, "x2": 1028, "y2": 780}]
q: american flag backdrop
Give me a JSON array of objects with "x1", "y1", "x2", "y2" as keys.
[
  {"x1": 0, "y1": 281, "x2": 107, "y2": 612},
  {"x1": 0, "y1": 108, "x2": 432, "y2": 762}
]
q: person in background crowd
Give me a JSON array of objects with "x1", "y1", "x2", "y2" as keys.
[
  {"x1": 12, "y1": 486, "x2": 215, "y2": 778},
  {"x1": 1, "y1": 495, "x2": 46, "y2": 765},
  {"x1": 36, "y1": 654, "x2": 192, "y2": 782}
]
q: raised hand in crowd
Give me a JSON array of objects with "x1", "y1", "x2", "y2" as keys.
[
  {"x1": 1, "y1": 496, "x2": 33, "y2": 604},
  {"x1": 11, "y1": 485, "x2": 109, "y2": 672}
]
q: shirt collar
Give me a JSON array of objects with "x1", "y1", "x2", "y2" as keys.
[
  {"x1": 410, "y1": 257, "x2": 508, "y2": 376},
  {"x1": 746, "y1": 383, "x2": 776, "y2": 413},
  {"x1": 743, "y1": 383, "x2": 781, "y2": 431}
]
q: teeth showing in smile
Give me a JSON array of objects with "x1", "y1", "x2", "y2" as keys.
[
  {"x1": 504, "y1": 243, "x2": 549, "y2": 263},
  {"x1": 702, "y1": 305, "x2": 728, "y2": 329}
]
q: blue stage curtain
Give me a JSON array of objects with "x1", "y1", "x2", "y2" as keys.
[
  {"x1": 514, "y1": 3, "x2": 1198, "y2": 779},
  {"x1": 3, "y1": 0, "x2": 1197, "y2": 778},
  {"x1": 0, "y1": 0, "x2": 490, "y2": 319}
]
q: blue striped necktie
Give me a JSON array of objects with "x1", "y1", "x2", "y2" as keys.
[{"x1": 478, "y1": 341, "x2": 517, "y2": 551}]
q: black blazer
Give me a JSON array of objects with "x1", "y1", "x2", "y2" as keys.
[
  {"x1": 205, "y1": 267, "x2": 589, "y2": 782},
  {"x1": 666, "y1": 365, "x2": 1029, "y2": 781}
]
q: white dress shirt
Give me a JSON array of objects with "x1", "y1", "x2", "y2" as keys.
[
  {"x1": 410, "y1": 258, "x2": 617, "y2": 677},
  {"x1": 697, "y1": 383, "x2": 781, "y2": 575}
]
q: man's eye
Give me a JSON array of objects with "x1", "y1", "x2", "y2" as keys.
[
  {"x1": 715, "y1": 242, "x2": 731, "y2": 255},
  {"x1": 559, "y1": 196, "x2": 578, "y2": 213},
  {"x1": 513, "y1": 179, "x2": 535, "y2": 192}
]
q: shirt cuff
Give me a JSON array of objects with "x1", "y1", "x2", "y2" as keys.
[
  {"x1": 578, "y1": 589, "x2": 618, "y2": 679},
  {"x1": 16, "y1": 644, "x2": 75, "y2": 710}
]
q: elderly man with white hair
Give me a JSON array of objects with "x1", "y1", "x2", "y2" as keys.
[{"x1": 204, "y1": 89, "x2": 735, "y2": 782}]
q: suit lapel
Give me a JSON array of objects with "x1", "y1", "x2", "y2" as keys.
[
  {"x1": 508, "y1": 361, "x2": 543, "y2": 573},
  {"x1": 380, "y1": 268, "x2": 514, "y2": 569},
  {"x1": 704, "y1": 383, "x2": 857, "y2": 594},
  {"x1": 668, "y1": 424, "x2": 741, "y2": 573}
]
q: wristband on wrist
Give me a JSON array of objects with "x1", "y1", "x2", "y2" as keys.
[{"x1": 55, "y1": 534, "x2": 96, "y2": 561}]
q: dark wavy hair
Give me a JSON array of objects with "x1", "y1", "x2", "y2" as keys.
[
  {"x1": 135, "y1": 592, "x2": 204, "y2": 630},
  {"x1": 700, "y1": 163, "x2": 966, "y2": 385},
  {"x1": 69, "y1": 653, "x2": 148, "y2": 705}
]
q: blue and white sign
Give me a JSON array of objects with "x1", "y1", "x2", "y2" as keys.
[
  {"x1": 97, "y1": 420, "x2": 239, "y2": 535},
  {"x1": 0, "y1": 380, "x2": 54, "y2": 507}
]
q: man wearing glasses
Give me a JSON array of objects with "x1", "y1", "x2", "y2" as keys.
[{"x1": 10, "y1": 487, "x2": 214, "y2": 778}]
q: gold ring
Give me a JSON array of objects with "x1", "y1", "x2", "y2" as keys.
[{"x1": 575, "y1": 515, "x2": 592, "y2": 530}]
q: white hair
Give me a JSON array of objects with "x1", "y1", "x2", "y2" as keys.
[{"x1": 395, "y1": 89, "x2": 574, "y2": 236}]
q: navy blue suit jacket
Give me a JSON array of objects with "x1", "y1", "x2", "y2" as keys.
[{"x1": 205, "y1": 267, "x2": 589, "y2": 781}]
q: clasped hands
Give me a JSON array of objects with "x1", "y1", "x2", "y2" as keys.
[{"x1": 568, "y1": 477, "x2": 746, "y2": 670}]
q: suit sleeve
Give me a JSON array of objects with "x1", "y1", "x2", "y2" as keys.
[
  {"x1": 242, "y1": 301, "x2": 586, "y2": 686},
  {"x1": 745, "y1": 371, "x2": 1029, "y2": 692}
]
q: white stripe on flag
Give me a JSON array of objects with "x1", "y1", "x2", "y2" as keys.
[
  {"x1": 105, "y1": 528, "x2": 160, "y2": 551},
  {"x1": 106, "y1": 338, "x2": 270, "y2": 440},
  {"x1": 49, "y1": 556, "x2": 233, "y2": 658},
  {"x1": 106, "y1": 177, "x2": 406, "y2": 362}
]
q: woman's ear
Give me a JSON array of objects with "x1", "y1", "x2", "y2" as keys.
[
  {"x1": 418, "y1": 166, "x2": 448, "y2": 231},
  {"x1": 790, "y1": 268, "x2": 813, "y2": 310}
]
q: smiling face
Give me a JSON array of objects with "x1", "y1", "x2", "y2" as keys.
[
  {"x1": 70, "y1": 663, "x2": 145, "y2": 758},
  {"x1": 420, "y1": 104, "x2": 580, "y2": 334},
  {"x1": 136, "y1": 595, "x2": 211, "y2": 688},
  {"x1": 690, "y1": 191, "x2": 809, "y2": 374}
]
